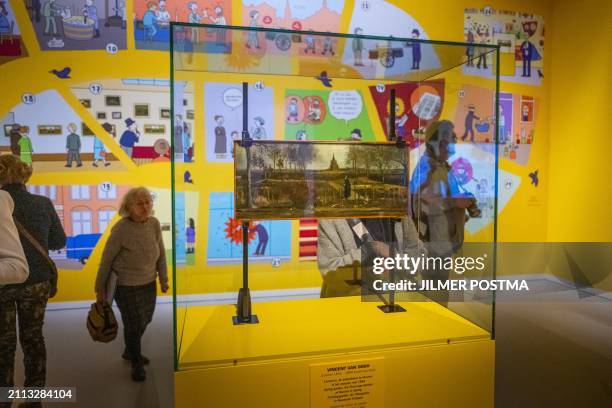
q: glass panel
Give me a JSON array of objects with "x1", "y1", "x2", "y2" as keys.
[{"x1": 171, "y1": 24, "x2": 498, "y2": 371}]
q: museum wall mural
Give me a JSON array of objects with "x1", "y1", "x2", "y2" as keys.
[{"x1": 0, "y1": 0, "x2": 551, "y2": 301}]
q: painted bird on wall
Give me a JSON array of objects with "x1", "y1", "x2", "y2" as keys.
[
  {"x1": 315, "y1": 71, "x2": 333, "y2": 87},
  {"x1": 50, "y1": 67, "x2": 72, "y2": 79},
  {"x1": 529, "y1": 169, "x2": 539, "y2": 186}
]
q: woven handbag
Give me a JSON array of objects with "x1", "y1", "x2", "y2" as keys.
[{"x1": 86, "y1": 301, "x2": 118, "y2": 343}]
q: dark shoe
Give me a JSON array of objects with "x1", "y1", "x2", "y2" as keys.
[
  {"x1": 104, "y1": 163, "x2": 111, "y2": 167},
  {"x1": 76, "y1": 164, "x2": 83, "y2": 167},
  {"x1": 93, "y1": 162, "x2": 98, "y2": 167},
  {"x1": 123, "y1": 350, "x2": 150, "y2": 365},
  {"x1": 131, "y1": 364, "x2": 146, "y2": 382},
  {"x1": 65, "y1": 164, "x2": 71, "y2": 167}
]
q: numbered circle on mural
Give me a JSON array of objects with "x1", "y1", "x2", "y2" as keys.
[
  {"x1": 254, "y1": 81, "x2": 265, "y2": 91},
  {"x1": 21, "y1": 93, "x2": 36, "y2": 105},
  {"x1": 376, "y1": 83, "x2": 386, "y2": 93},
  {"x1": 99, "y1": 182, "x2": 113, "y2": 192},
  {"x1": 89, "y1": 83, "x2": 103, "y2": 95},
  {"x1": 458, "y1": 89, "x2": 466, "y2": 98},
  {"x1": 272, "y1": 258, "x2": 281, "y2": 267},
  {"x1": 106, "y1": 43, "x2": 119, "y2": 54},
  {"x1": 361, "y1": 1, "x2": 371, "y2": 12},
  {"x1": 504, "y1": 179, "x2": 514, "y2": 190},
  {"x1": 483, "y1": 6, "x2": 494, "y2": 15}
]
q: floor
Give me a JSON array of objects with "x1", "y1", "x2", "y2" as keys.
[
  {"x1": 11, "y1": 303, "x2": 173, "y2": 408},
  {"x1": 9, "y1": 280, "x2": 612, "y2": 407}
]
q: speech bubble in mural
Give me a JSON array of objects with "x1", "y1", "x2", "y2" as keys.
[
  {"x1": 328, "y1": 91, "x2": 363, "y2": 124},
  {"x1": 222, "y1": 88, "x2": 243, "y2": 109}
]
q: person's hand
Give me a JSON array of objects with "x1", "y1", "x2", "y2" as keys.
[
  {"x1": 160, "y1": 281, "x2": 170, "y2": 293},
  {"x1": 370, "y1": 241, "x2": 390, "y2": 258},
  {"x1": 96, "y1": 291, "x2": 106, "y2": 303}
]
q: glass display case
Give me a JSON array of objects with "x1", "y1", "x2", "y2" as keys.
[{"x1": 170, "y1": 23, "x2": 500, "y2": 383}]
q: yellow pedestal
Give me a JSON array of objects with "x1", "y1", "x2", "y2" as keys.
[{"x1": 175, "y1": 297, "x2": 494, "y2": 407}]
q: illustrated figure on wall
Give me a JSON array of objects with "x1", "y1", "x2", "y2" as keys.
[
  {"x1": 249, "y1": 221, "x2": 268, "y2": 256},
  {"x1": 410, "y1": 29, "x2": 421, "y2": 70},
  {"x1": 17, "y1": 127, "x2": 33, "y2": 166},
  {"x1": 246, "y1": 10, "x2": 260, "y2": 49},
  {"x1": 42, "y1": 0, "x2": 61, "y2": 36},
  {"x1": 321, "y1": 35, "x2": 335, "y2": 56},
  {"x1": 213, "y1": 114, "x2": 227, "y2": 154},
  {"x1": 65, "y1": 123, "x2": 82, "y2": 167},
  {"x1": 119, "y1": 118, "x2": 139, "y2": 158},
  {"x1": 82, "y1": 0, "x2": 99, "y2": 38},
  {"x1": 287, "y1": 98, "x2": 299, "y2": 122},
  {"x1": 185, "y1": 218, "x2": 195, "y2": 254},
  {"x1": 520, "y1": 22, "x2": 541, "y2": 78},
  {"x1": 9, "y1": 123, "x2": 21, "y2": 156},
  {"x1": 29, "y1": 0, "x2": 42, "y2": 23},
  {"x1": 522, "y1": 103, "x2": 530, "y2": 122},
  {"x1": 93, "y1": 122, "x2": 112, "y2": 167},
  {"x1": 352, "y1": 27, "x2": 364, "y2": 66},
  {"x1": 0, "y1": 1, "x2": 10, "y2": 33},
  {"x1": 296, "y1": 129, "x2": 307, "y2": 141},
  {"x1": 143, "y1": 2, "x2": 158, "y2": 41},
  {"x1": 251, "y1": 116, "x2": 266, "y2": 139},
  {"x1": 187, "y1": 2, "x2": 200, "y2": 43},
  {"x1": 498, "y1": 105, "x2": 506, "y2": 144},
  {"x1": 348, "y1": 128, "x2": 362, "y2": 141},
  {"x1": 307, "y1": 98, "x2": 322, "y2": 122},
  {"x1": 155, "y1": 0, "x2": 170, "y2": 26},
  {"x1": 174, "y1": 114, "x2": 184, "y2": 155},
  {"x1": 476, "y1": 26, "x2": 489, "y2": 69},
  {"x1": 205, "y1": 5, "x2": 227, "y2": 45},
  {"x1": 387, "y1": 98, "x2": 408, "y2": 140},
  {"x1": 466, "y1": 30, "x2": 475, "y2": 67},
  {"x1": 304, "y1": 32, "x2": 316, "y2": 54},
  {"x1": 182, "y1": 122, "x2": 192, "y2": 162},
  {"x1": 461, "y1": 104, "x2": 480, "y2": 142}
]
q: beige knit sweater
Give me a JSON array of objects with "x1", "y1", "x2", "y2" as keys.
[
  {"x1": 0, "y1": 191, "x2": 29, "y2": 285},
  {"x1": 95, "y1": 216, "x2": 168, "y2": 293}
]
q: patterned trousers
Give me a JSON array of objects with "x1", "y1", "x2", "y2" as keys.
[
  {"x1": 0, "y1": 281, "x2": 50, "y2": 398},
  {"x1": 114, "y1": 282, "x2": 157, "y2": 365}
]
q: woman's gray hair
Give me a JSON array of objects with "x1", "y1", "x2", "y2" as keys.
[{"x1": 119, "y1": 187, "x2": 152, "y2": 217}]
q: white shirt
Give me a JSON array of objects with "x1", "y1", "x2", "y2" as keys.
[{"x1": 0, "y1": 190, "x2": 29, "y2": 285}]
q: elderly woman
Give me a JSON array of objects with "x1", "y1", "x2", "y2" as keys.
[
  {"x1": 95, "y1": 187, "x2": 169, "y2": 382},
  {"x1": 0, "y1": 154, "x2": 66, "y2": 394}
]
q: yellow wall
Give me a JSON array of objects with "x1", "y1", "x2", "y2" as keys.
[
  {"x1": 1, "y1": 0, "x2": 561, "y2": 301},
  {"x1": 547, "y1": 0, "x2": 612, "y2": 242}
]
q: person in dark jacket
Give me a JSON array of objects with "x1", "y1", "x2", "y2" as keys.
[
  {"x1": 65, "y1": 122, "x2": 82, "y2": 167},
  {"x1": 0, "y1": 154, "x2": 66, "y2": 401}
]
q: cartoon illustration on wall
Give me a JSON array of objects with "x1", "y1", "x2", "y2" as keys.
[
  {"x1": 0, "y1": 90, "x2": 127, "y2": 172},
  {"x1": 24, "y1": 0, "x2": 127, "y2": 50},
  {"x1": 410, "y1": 143, "x2": 520, "y2": 234},
  {"x1": 204, "y1": 82, "x2": 273, "y2": 163},
  {"x1": 369, "y1": 80, "x2": 445, "y2": 146},
  {"x1": 298, "y1": 218, "x2": 317, "y2": 261},
  {"x1": 455, "y1": 85, "x2": 537, "y2": 165},
  {"x1": 174, "y1": 191, "x2": 199, "y2": 265},
  {"x1": 0, "y1": 0, "x2": 27, "y2": 64},
  {"x1": 240, "y1": 0, "x2": 343, "y2": 61},
  {"x1": 207, "y1": 192, "x2": 291, "y2": 265},
  {"x1": 71, "y1": 78, "x2": 194, "y2": 165},
  {"x1": 243, "y1": 0, "x2": 343, "y2": 31},
  {"x1": 24, "y1": 183, "x2": 131, "y2": 269},
  {"x1": 344, "y1": 0, "x2": 440, "y2": 78},
  {"x1": 134, "y1": 0, "x2": 232, "y2": 51},
  {"x1": 454, "y1": 84, "x2": 495, "y2": 144},
  {"x1": 284, "y1": 89, "x2": 374, "y2": 141},
  {"x1": 464, "y1": 7, "x2": 544, "y2": 85}
]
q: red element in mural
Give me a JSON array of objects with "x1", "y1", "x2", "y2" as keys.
[
  {"x1": 298, "y1": 218, "x2": 318, "y2": 261},
  {"x1": 369, "y1": 79, "x2": 445, "y2": 148},
  {"x1": 224, "y1": 217, "x2": 255, "y2": 244},
  {"x1": 292, "y1": 21, "x2": 302, "y2": 30},
  {"x1": 263, "y1": 15, "x2": 273, "y2": 24}
]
